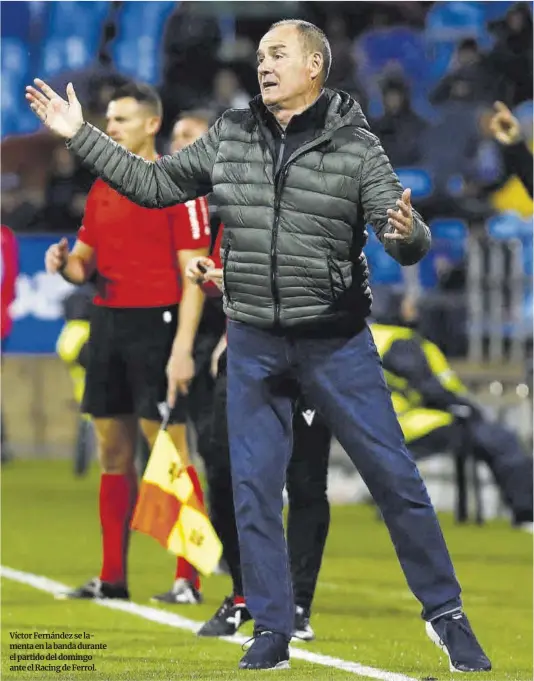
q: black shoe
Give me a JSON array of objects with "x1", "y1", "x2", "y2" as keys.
[
  {"x1": 238, "y1": 630, "x2": 290, "y2": 670},
  {"x1": 426, "y1": 611, "x2": 492, "y2": 672},
  {"x1": 151, "y1": 578, "x2": 202, "y2": 605},
  {"x1": 292, "y1": 605, "x2": 315, "y2": 641},
  {"x1": 197, "y1": 596, "x2": 252, "y2": 637},
  {"x1": 55, "y1": 577, "x2": 129, "y2": 601}
]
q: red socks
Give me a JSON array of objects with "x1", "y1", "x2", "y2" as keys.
[
  {"x1": 98, "y1": 467, "x2": 206, "y2": 591},
  {"x1": 99, "y1": 472, "x2": 138, "y2": 585},
  {"x1": 233, "y1": 595, "x2": 246, "y2": 606},
  {"x1": 175, "y1": 466, "x2": 205, "y2": 591}
]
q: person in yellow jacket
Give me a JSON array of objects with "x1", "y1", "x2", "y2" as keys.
[
  {"x1": 370, "y1": 321, "x2": 532, "y2": 530},
  {"x1": 56, "y1": 284, "x2": 95, "y2": 475}
]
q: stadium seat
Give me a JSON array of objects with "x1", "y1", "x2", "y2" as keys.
[
  {"x1": 481, "y1": 1, "x2": 516, "y2": 22},
  {"x1": 1, "y1": 37, "x2": 28, "y2": 78},
  {"x1": 486, "y1": 212, "x2": 532, "y2": 331},
  {"x1": 0, "y1": 39, "x2": 39, "y2": 138},
  {"x1": 41, "y1": 37, "x2": 94, "y2": 78},
  {"x1": 358, "y1": 27, "x2": 426, "y2": 75},
  {"x1": 423, "y1": 1, "x2": 493, "y2": 86},
  {"x1": 425, "y1": 1, "x2": 488, "y2": 42},
  {"x1": 395, "y1": 168, "x2": 433, "y2": 201},
  {"x1": 0, "y1": 1, "x2": 32, "y2": 40},
  {"x1": 356, "y1": 27, "x2": 437, "y2": 119},
  {"x1": 419, "y1": 219, "x2": 468, "y2": 289},
  {"x1": 39, "y1": 2, "x2": 109, "y2": 78},
  {"x1": 486, "y1": 211, "x2": 532, "y2": 241},
  {"x1": 363, "y1": 228, "x2": 403, "y2": 286},
  {"x1": 111, "y1": 1, "x2": 175, "y2": 84},
  {"x1": 46, "y1": 1, "x2": 109, "y2": 41}
]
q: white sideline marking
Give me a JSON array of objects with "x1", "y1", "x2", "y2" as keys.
[{"x1": 1, "y1": 565, "x2": 418, "y2": 681}]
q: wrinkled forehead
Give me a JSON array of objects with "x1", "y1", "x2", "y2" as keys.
[{"x1": 257, "y1": 25, "x2": 301, "y2": 57}]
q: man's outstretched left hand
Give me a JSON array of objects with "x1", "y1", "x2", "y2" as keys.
[{"x1": 384, "y1": 188, "x2": 414, "y2": 242}]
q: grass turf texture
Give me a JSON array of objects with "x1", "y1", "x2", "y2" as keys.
[{"x1": 1, "y1": 459, "x2": 532, "y2": 681}]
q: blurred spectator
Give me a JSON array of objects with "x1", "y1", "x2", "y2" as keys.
[
  {"x1": 1, "y1": 224, "x2": 19, "y2": 463},
  {"x1": 0, "y1": 174, "x2": 44, "y2": 233},
  {"x1": 43, "y1": 146, "x2": 90, "y2": 234},
  {"x1": 372, "y1": 79, "x2": 428, "y2": 166},
  {"x1": 430, "y1": 38, "x2": 498, "y2": 105},
  {"x1": 169, "y1": 109, "x2": 217, "y2": 154},
  {"x1": 486, "y1": 2, "x2": 533, "y2": 106},
  {"x1": 160, "y1": 2, "x2": 221, "y2": 131},
  {"x1": 213, "y1": 68, "x2": 250, "y2": 116},
  {"x1": 489, "y1": 100, "x2": 533, "y2": 199},
  {"x1": 1, "y1": 225, "x2": 18, "y2": 348},
  {"x1": 325, "y1": 15, "x2": 369, "y2": 114},
  {"x1": 471, "y1": 107, "x2": 505, "y2": 188},
  {"x1": 417, "y1": 96, "x2": 496, "y2": 220}
]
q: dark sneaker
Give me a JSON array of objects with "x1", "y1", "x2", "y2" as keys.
[
  {"x1": 197, "y1": 596, "x2": 252, "y2": 637},
  {"x1": 239, "y1": 630, "x2": 290, "y2": 670},
  {"x1": 426, "y1": 611, "x2": 492, "y2": 672},
  {"x1": 151, "y1": 578, "x2": 202, "y2": 605},
  {"x1": 292, "y1": 605, "x2": 315, "y2": 641},
  {"x1": 55, "y1": 577, "x2": 129, "y2": 601}
]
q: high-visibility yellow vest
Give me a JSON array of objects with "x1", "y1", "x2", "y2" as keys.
[
  {"x1": 56, "y1": 320, "x2": 90, "y2": 407},
  {"x1": 369, "y1": 324, "x2": 467, "y2": 441}
]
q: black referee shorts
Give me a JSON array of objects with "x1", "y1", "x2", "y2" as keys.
[{"x1": 82, "y1": 305, "x2": 188, "y2": 424}]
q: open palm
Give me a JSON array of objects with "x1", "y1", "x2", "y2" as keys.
[{"x1": 25, "y1": 78, "x2": 84, "y2": 139}]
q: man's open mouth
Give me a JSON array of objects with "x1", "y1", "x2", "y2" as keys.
[{"x1": 263, "y1": 82, "x2": 277, "y2": 90}]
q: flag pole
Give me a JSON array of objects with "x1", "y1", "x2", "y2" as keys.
[{"x1": 158, "y1": 402, "x2": 172, "y2": 431}]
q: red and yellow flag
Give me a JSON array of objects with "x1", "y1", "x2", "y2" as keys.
[{"x1": 131, "y1": 429, "x2": 222, "y2": 575}]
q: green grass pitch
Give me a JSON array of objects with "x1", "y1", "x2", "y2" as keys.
[{"x1": 1, "y1": 460, "x2": 532, "y2": 680}]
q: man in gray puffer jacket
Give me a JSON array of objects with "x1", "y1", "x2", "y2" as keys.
[{"x1": 27, "y1": 19, "x2": 491, "y2": 675}]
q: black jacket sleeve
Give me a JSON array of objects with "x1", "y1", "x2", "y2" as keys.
[
  {"x1": 66, "y1": 117, "x2": 222, "y2": 208},
  {"x1": 504, "y1": 142, "x2": 533, "y2": 198},
  {"x1": 382, "y1": 338, "x2": 469, "y2": 411},
  {"x1": 360, "y1": 140, "x2": 431, "y2": 266}
]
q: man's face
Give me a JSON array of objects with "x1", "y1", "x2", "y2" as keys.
[
  {"x1": 106, "y1": 97, "x2": 160, "y2": 154},
  {"x1": 170, "y1": 118, "x2": 209, "y2": 153},
  {"x1": 257, "y1": 25, "x2": 321, "y2": 108}
]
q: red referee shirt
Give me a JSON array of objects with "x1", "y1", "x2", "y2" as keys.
[{"x1": 77, "y1": 179, "x2": 211, "y2": 308}]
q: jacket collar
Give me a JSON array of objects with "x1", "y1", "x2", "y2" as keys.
[{"x1": 249, "y1": 88, "x2": 370, "y2": 135}]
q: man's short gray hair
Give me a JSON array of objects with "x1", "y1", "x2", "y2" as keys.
[{"x1": 269, "y1": 19, "x2": 332, "y2": 85}]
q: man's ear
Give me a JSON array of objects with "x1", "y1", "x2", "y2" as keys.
[
  {"x1": 146, "y1": 115, "x2": 162, "y2": 137},
  {"x1": 309, "y1": 51, "x2": 323, "y2": 81}
]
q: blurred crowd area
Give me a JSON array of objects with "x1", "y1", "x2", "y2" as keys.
[{"x1": 1, "y1": 0, "x2": 533, "y2": 361}]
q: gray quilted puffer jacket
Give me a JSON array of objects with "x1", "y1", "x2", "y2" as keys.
[{"x1": 68, "y1": 89, "x2": 430, "y2": 332}]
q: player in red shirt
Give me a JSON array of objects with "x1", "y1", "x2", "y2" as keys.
[
  {"x1": 1, "y1": 224, "x2": 18, "y2": 345},
  {"x1": 1, "y1": 224, "x2": 19, "y2": 463},
  {"x1": 44, "y1": 83, "x2": 211, "y2": 603}
]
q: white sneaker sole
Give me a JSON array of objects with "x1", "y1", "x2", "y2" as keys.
[
  {"x1": 425, "y1": 621, "x2": 461, "y2": 673},
  {"x1": 291, "y1": 631, "x2": 315, "y2": 642},
  {"x1": 250, "y1": 660, "x2": 290, "y2": 671},
  {"x1": 150, "y1": 594, "x2": 202, "y2": 605}
]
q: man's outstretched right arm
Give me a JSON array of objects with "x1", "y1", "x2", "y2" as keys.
[
  {"x1": 67, "y1": 122, "x2": 220, "y2": 208},
  {"x1": 26, "y1": 79, "x2": 219, "y2": 208}
]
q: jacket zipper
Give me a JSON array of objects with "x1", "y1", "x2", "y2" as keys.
[
  {"x1": 223, "y1": 241, "x2": 232, "y2": 303},
  {"x1": 271, "y1": 131, "x2": 286, "y2": 325},
  {"x1": 327, "y1": 254, "x2": 347, "y2": 296},
  {"x1": 268, "y1": 127, "x2": 337, "y2": 325}
]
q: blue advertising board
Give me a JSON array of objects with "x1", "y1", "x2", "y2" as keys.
[{"x1": 6, "y1": 234, "x2": 77, "y2": 354}]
